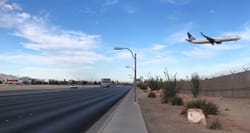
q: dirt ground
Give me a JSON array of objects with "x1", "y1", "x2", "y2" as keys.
[{"x1": 138, "y1": 89, "x2": 250, "y2": 133}]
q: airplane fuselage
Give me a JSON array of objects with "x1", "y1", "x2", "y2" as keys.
[{"x1": 186, "y1": 32, "x2": 240, "y2": 45}]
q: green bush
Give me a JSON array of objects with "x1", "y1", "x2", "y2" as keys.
[
  {"x1": 171, "y1": 96, "x2": 183, "y2": 106},
  {"x1": 161, "y1": 69, "x2": 180, "y2": 103},
  {"x1": 147, "y1": 76, "x2": 163, "y2": 91},
  {"x1": 138, "y1": 83, "x2": 147, "y2": 90},
  {"x1": 208, "y1": 119, "x2": 222, "y2": 130},
  {"x1": 148, "y1": 92, "x2": 156, "y2": 98},
  {"x1": 185, "y1": 99, "x2": 218, "y2": 117}
]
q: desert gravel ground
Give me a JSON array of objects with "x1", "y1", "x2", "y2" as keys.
[{"x1": 138, "y1": 89, "x2": 250, "y2": 133}]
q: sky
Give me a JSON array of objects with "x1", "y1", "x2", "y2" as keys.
[{"x1": 0, "y1": 0, "x2": 250, "y2": 82}]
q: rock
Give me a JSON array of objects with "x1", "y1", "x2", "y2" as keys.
[
  {"x1": 147, "y1": 86, "x2": 151, "y2": 92},
  {"x1": 187, "y1": 108, "x2": 207, "y2": 126},
  {"x1": 159, "y1": 89, "x2": 164, "y2": 97}
]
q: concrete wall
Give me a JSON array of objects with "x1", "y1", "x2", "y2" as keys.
[{"x1": 179, "y1": 71, "x2": 250, "y2": 98}]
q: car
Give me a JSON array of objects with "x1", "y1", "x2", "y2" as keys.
[{"x1": 70, "y1": 84, "x2": 78, "y2": 89}]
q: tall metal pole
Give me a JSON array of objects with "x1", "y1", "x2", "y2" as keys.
[
  {"x1": 113, "y1": 47, "x2": 137, "y2": 102},
  {"x1": 134, "y1": 53, "x2": 137, "y2": 102}
]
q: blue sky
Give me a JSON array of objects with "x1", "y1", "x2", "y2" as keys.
[{"x1": 0, "y1": 0, "x2": 250, "y2": 81}]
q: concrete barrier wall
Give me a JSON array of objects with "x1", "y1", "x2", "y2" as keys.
[{"x1": 179, "y1": 71, "x2": 250, "y2": 98}]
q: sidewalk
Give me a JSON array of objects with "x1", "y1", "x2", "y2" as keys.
[{"x1": 100, "y1": 88, "x2": 148, "y2": 133}]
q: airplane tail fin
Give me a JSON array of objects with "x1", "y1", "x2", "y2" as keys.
[{"x1": 187, "y1": 32, "x2": 196, "y2": 41}]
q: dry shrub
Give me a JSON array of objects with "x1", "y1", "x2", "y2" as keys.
[
  {"x1": 208, "y1": 119, "x2": 222, "y2": 130},
  {"x1": 184, "y1": 99, "x2": 218, "y2": 117},
  {"x1": 148, "y1": 92, "x2": 156, "y2": 98},
  {"x1": 171, "y1": 96, "x2": 183, "y2": 106}
]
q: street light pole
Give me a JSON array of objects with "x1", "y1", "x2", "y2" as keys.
[
  {"x1": 134, "y1": 53, "x2": 137, "y2": 102},
  {"x1": 114, "y1": 47, "x2": 137, "y2": 102}
]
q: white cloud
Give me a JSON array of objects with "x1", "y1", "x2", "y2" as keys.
[
  {"x1": 0, "y1": 4, "x2": 100, "y2": 51},
  {"x1": 218, "y1": 22, "x2": 250, "y2": 42},
  {"x1": 0, "y1": 0, "x2": 21, "y2": 11},
  {"x1": 122, "y1": 5, "x2": 137, "y2": 14},
  {"x1": 114, "y1": 51, "x2": 133, "y2": 60},
  {"x1": 16, "y1": 27, "x2": 100, "y2": 51},
  {"x1": 165, "y1": 31, "x2": 187, "y2": 44},
  {"x1": 0, "y1": 1, "x2": 102, "y2": 50},
  {"x1": 112, "y1": 45, "x2": 177, "y2": 68},
  {"x1": 226, "y1": 25, "x2": 250, "y2": 41},
  {"x1": 81, "y1": 8, "x2": 97, "y2": 14},
  {"x1": 182, "y1": 46, "x2": 216, "y2": 59},
  {"x1": 152, "y1": 44, "x2": 166, "y2": 51},
  {"x1": 164, "y1": 22, "x2": 193, "y2": 44},
  {"x1": 21, "y1": 66, "x2": 93, "y2": 80},
  {"x1": 239, "y1": 28, "x2": 250, "y2": 41},
  {"x1": 187, "y1": 58, "x2": 250, "y2": 78},
  {"x1": 136, "y1": 45, "x2": 179, "y2": 67},
  {"x1": 160, "y1": 0, "x2": 192, "y2": 5},
  {"x1": 183, "y1": 44, "x2": 242, "y2": 59},
  {"x1": 201, "y1": 44, "x2": 242, "y2": 50},
  {"x1": 0, "y1": 0, "x2": 111, "y2": 79},
  {"x1": 103, "y1": 0, "x2": 119, "y2": 6},
  {"x1": 0, "y1": 51, "x2": 110, "y2": 65},
  {"x1": 140, "y1": 57, "x2": 178, "y2": 66}
]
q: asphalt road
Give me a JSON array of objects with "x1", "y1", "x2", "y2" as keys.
[{"x1": 0, "y1": 86, "x2": 130, "y2": 133}]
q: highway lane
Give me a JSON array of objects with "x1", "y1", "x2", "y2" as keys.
[
  {"x1": 0, "y1": 86, "x2": 130, "y2": 133},
  {"x1": 0, "y1": 88, "x2": 70, "y2": 96}
]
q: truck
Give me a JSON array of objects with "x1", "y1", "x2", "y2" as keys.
[{"x1": 101, "y1": 78, "x2": 112, "y2": 87}]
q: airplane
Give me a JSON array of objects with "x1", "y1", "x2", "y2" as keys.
[{"x1": 186, "y1": 32, "x2": 240, "y2": 45}]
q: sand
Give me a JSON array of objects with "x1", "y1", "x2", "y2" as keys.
[{"x1": 138, "y1": 89, "x2": 250, "y2": 133}]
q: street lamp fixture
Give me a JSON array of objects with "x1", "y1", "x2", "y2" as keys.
[
  {"x1": 114, "y1": 47, "x2": 137, "y2": 102},
  {"x1": 113, "y1": 47, "x2": 124, "y2": 50},
  {"x1": 125, "y1": 66, "x2": 133, "y2": 69}
]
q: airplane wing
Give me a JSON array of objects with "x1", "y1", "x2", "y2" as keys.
[{"x1": 200, "y1": 32, "x2": 218, "y2": 44}]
